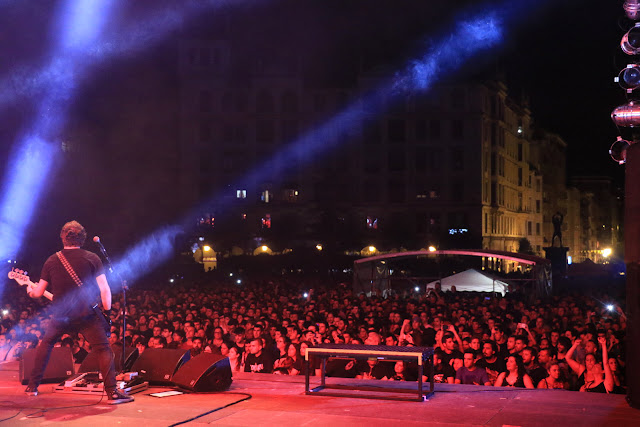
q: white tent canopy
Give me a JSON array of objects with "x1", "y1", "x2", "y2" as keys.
[{"x1": 425, "y1": 269, "x2": 509, "y2": 296}]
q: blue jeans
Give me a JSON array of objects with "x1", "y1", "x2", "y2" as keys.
[{"x1": 28, "y1": 312, "x2": 116, "y2": 393}]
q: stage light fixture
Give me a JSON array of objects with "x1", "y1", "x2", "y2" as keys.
[
  {"x1": 611, "y1": 101, "x2": 640, "y2": 127},
  {"x1": 615, "y1": 64, "x2": 640, "y2": 92},
  {"x1": 610, "y1": 136, "x2": 631, "y2": 164},
  {"x1": 622, "y1": 23, "x2": 640, "y2": 55},
  {"x1": 625, "y1": 0, "x2": 640, "y2": 20}
]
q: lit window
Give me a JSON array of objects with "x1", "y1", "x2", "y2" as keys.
[
  {"x1": 236, "y1": 189, "x2": 247, "y2": 199},
  {"x1": 262, "y1": 214, "x2": 271, "y2": 229},
  {"x1": 198, "y1": 214, "x2": 215, "y2": 227},
  {"x1": 261, "y1": 190, "x2": 271, "y2": 203},
  {"x1": 448, "y1": 228, "x2": 469, "y2": 235}
]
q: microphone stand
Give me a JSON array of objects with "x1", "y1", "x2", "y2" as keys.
[{"x1": 95, "y1": 239, "x2": 128, "y2": 375}]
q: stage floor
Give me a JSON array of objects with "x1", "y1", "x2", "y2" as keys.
[{"x1": 1, "y1": 361, "x2": 639, "y2": 426}]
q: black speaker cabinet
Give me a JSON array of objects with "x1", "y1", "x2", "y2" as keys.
[
  {"x1": 130, "y1": 348, "x2": 190, "y2": 385},
  {"x1": 172, "y1": 353, "x2": 232, "y2": 392},
  {"x1": 79, "y1": 346, "x2": 138, "y2": 373},
  {"x1": 19, "y1": 347, "x2": 74, "y2": 385}
]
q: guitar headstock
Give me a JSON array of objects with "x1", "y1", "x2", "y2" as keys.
[{"x1": 8, "y1": 268, "x2": 31, "y2": 286}]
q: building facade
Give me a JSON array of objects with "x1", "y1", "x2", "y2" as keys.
[{"x1": 176, "y1": 37, "x2": 597, "y2": 262}]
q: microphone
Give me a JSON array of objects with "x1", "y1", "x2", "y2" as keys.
[
  {"x1": 94, "y1": 236, "x2": 114, "y2": 273},
  {"x1": 93, "y1": 236, "x2": 107, "y2": 252}
]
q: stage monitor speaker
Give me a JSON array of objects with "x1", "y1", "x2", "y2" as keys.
[
  {"x1": 79, "y1": 346, "x2": 137, "y2": 373},
  {"x1": 19, "y1": 347, "x2": 74, "y2": 385},
  {"x1": 172, "y1": 353, "x2": 232, "y2": 392},
  {"x1": 130, "y1": 348, "x2": 190, "y2": 385}
]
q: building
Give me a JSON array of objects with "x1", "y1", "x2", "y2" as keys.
[
  {"x1": 571, "y1": 176, "x2": 623, "y2": 262},
  {"x1": 176, "y1": 37, "x2": 562, "y2": 264}
]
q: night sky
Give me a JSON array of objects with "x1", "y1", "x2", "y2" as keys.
[{"x1": 0, "y1": 0, "x2": 630, "y2": 267}]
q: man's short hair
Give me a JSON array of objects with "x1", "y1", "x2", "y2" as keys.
[
  {"x1": 483, "y1": 340, "x2": 498, "y2": 354},
  {"x1": 250, "y1": 338, "x2": 262, "y2": 346},
  {"x1": 540, "y1": 347, "x2": 557, "y2": 358},
  {"x1": 60, "y1": 221, "x2": 87, "y2": 247},
  {"x1": 288, "y1": 325, "x2": 301, "y2": 335}
]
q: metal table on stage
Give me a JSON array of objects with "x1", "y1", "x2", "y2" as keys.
[{"x1": 305, "y1": 344, "x2": 434, "y2": 401}]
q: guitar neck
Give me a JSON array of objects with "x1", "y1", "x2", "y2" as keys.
[{"x1": 27, "y1": 280, "x2": 54, "y2": 301}]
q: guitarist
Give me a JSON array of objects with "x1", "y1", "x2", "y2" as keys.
[{"x1": 24, "y1": 221, "x2": 133, "y2": 404}]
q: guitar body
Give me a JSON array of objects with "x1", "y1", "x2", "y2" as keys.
[{"x1": 8, "y1": 268, "x2": 110, "y2": 331}]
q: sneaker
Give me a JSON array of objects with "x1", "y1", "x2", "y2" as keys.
[
  {"x1": 107, "y1": 389, "x2": 134, "y2": 405},
  {"x1": 24, "y1": 386, "x2": 38, "y2": 396}
]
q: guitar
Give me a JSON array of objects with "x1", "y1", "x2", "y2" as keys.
[
  {"x1": 8, "y1": 268, "x2": 111, "y2": 331},
  {"x1": 8, "y1": 268, "x2": 54, "y2": 301}
]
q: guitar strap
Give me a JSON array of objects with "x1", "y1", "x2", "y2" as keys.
[
  {"x1": 56, "y1": 251, "x2": 85, "y2": 287},
  {"x1": 56, "y1": 251, "x2": 100, "y2": 315}
]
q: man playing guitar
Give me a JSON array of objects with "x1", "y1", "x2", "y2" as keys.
[{"x1": 23, "y1": 220, "x2": 133, "y2": 404}]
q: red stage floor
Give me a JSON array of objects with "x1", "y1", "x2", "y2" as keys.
[{"x1": 1, "y1": 361, "x2": 639, "y2": 426}]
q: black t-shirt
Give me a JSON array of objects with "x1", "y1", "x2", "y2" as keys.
[
  {"x1": 244, "y1": 351, "x2": 274, "y2": 373},
  {"x1": 428, "y1": 363, "x2": 456, "y2": 383},
  {"x1": 41, "y1": 249, "x2": 104, "y2": 318},
  {"x1": 441, "y1": 349, "x2": 463, "y2": 367},
  {"x1": 326, "y1": 358, "x2": 358, "y2": 378},
  {"x1": 356, "y1": 360, "x2": 395, "y2": 380},
  {"x1": 526, "y1": 365, "x2": 548, "y2": 386},
  {"x1": 477, "y1": 357, "x2": 506, "y2": 374}
]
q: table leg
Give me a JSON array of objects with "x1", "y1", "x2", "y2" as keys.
[
  {"x1": 305, "y1": 359, "x2": 310, "y2": 393},
  {"x1": 418, "y1": 360, "x2": 423, "y2": 401}
]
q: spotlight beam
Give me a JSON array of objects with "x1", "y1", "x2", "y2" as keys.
[
  {"x1": 112, "y1": 0, "x2": 538, "y2": 284},
  {"x1": 0, "y1": 0, "x2": 260, "y2": 110},
  {"x1": 0, "y1": 0, "x2": 254, "y2": 298},
  {"x1": 0, "y1": 0, "x2": 118, "y2": 298}
]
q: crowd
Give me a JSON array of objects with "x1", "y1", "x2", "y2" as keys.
[{"x1": 0, "y1": 273, "x2": 627, "y2": 394}]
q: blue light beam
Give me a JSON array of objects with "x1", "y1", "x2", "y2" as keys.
[
  {"x1": 56, "y1": 0, "x2": 117, "y2": 53},
  {"x1": 0, "y1": 137, "x2": 56, "y2": 261},
  {"x1": 0, "y1": 0, "x2": 118, "y2": 299},
  {"x1": 111, "y1": 0, "x2": 535, "y2": 284},
  {"x1": 0, "y1": 0, "x2": 261, "y2": 110}
]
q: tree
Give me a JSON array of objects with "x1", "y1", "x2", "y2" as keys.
[{"x1": 518, "y1": 238, "x2": 534, "y2": 255}]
